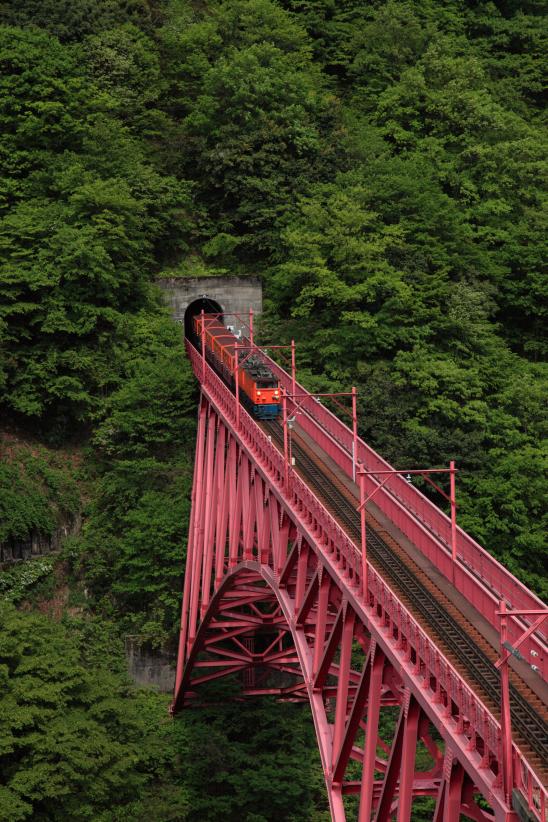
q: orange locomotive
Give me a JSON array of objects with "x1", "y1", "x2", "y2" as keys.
[{"x1": 192, "y1": 314, "x2": 280, "y2": 419}]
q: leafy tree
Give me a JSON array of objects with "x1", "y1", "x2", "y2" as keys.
[
  {"x1": 0, "y1": 0, "x2": 159, "y2": 42},
  {"x1": 278, "y1": 0, "x2": 371, "y2": 78},
  {"x1": 0, "y1": 27, "x2": 88, "y2": 198},
  {"x1": 171, "y1": 683, "x2": 329, "y2": 822},
  {"x1": 0, "y1": 27, "x2": 191, "y2": 427},
  {"x1": 1, "y1": 0, "x2": 547, "y2": 816},
  {"x1": 158, "y1": 0, "x2": 337, "y2": 258},
  {"x1": 73, "y1": 313, "x2": 196, "y2": 641},
  {"x1": 83, "y1": 23, "x2": 163, "y2": 118},
  {"x1": 464, "y1": 1, "x2": 547, "y2": 110},
  {"x1": 373, "y1": 35, "x2": 547, "y2": 354},
  {"x1": 349, "y1": 0, "x2": 435, "y2": 107},
  {"x1": 0, "y1": 603, "x2": 150, "y2": 821}
]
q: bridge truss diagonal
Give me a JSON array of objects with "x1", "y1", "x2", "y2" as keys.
[{"x1": 172, "y1": 340, "x2": 547, "y2": 822}]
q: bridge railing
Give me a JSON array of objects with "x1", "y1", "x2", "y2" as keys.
[
  {"x1": 186, "y1": 341, "x2": 547, "y2": 822},
  {"x1": 261, "y1": 354, "x2": 548, "y2": 679}
]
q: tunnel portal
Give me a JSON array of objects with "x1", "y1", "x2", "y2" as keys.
[
  {"x1": 156, "y1": 275, "x2": 262, "y2": 338},
  {"x1": 183, "y1": 297, "x2": 223, "y2": 340}
]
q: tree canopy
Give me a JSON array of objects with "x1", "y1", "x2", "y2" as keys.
[{"x1": 0, "y1": 0, "x2": 546, "y2": 818}]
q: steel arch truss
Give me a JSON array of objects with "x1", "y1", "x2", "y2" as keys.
[{"x1": 173, "y1": 397, "x2": 505, "y2": 821}]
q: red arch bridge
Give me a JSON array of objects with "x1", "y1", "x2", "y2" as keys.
[{"x1": 172, "y1": 315, "x2": 547, "y2": 822}]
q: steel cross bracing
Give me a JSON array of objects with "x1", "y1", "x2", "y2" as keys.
[{"x1": 173, "y1": 340, "x2": 547, "y2": 822}]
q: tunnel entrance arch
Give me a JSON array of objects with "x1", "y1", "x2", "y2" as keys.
[
  {"x1": 156, "y1": 275, "x2": 262, "y2": 337},
  {"x1": 184, "y1": 297, "x2": 223, "y2": 340}
]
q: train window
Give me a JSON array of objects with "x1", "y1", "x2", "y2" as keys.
[{"x1": 256, "y1": 380, "x2": 277, "y2": 389}]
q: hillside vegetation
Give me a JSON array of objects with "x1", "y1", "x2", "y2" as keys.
[{"x1": 0, "y1": 1, "x2": 546, "y2": 819}]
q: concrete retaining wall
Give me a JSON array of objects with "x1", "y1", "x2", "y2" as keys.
[
  {"x1": 156, "y1": 275, "x2": 262, "y2": 334},
  {"x1": 125, "y1": 637, "x2": 176, "y2": 692}
]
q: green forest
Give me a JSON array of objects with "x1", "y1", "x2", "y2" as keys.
[{"x1": 0, "y1": 0, "x2": 545, "y2": 819}]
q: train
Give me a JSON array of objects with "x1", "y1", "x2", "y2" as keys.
[{"x1": 191, "y1": 313, "x2": 281, "y2": 419}]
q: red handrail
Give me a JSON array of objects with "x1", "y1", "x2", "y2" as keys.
[
  {"x1": 186, "y1": 341, "x2": 547, "y2": 821},
  {"x1": 260, "y1": 351, "x2": 547, "y2": 677}
]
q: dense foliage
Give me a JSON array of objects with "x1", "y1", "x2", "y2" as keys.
[
  {"x1": 0, "y1": 603, "x2": 327, "y2": 822},
  {"x1": 0, "y1": 0, "x2": 546, "y2": 818},
  {"x1": 73, "y1": 313, "x2": 197, "y2": 643},
  {"x1": 0, "y1": 440, "x2": 80, "y2": 545},
  {"x1": 0, "y1": 602, "x2": 182, "y2": 821},
  {"x1": 171, "y1": 682, "x2": 328, "y2": 821}
]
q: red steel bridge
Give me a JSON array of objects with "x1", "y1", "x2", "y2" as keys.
[{"x1": 172, "y1": 309, "x2": 547, "y2": 822}]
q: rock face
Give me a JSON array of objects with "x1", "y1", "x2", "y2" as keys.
[
  {"x1": 156, "y1": 275, "x2": 262, "y2": 335},
  {"x1": 125, "y1": 637, "x2": 176, "y2": 692},
  {"x1": 0, "y1": 515, "x2": 81, "y2": 566}
]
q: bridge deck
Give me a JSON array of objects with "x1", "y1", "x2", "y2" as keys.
[
  {"x1": 261, "y1": 418, "x2": 548, "y2": 785},
  {"x1": 294, "y1": 420, "x2": 548, "y2": 708},
  {"x1": 261, "y1": 348, "x2": 548, "y2": 686}
]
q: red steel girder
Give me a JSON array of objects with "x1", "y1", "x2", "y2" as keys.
[{"x1": 172, "y1": 378, "x2": 543, "y2": 821}]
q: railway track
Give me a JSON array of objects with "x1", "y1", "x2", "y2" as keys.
[{"x1": 261, "y1": 420, "x2": 548, "y2": 778}]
